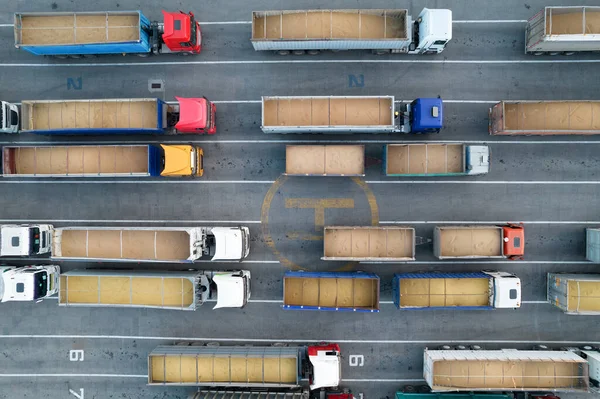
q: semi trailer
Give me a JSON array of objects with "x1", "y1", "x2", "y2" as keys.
[
  {"x1": 322, "y1": 226, "x2": 416, "y2": 261},
  {"x1": 285, "y1": 145, "x2": 364, "y2": 176},
  {"x1": 396, "y1": 392, "x2": 560, "y2": 399},
  {"x1": 2, "y1": 144, "x2": 204, "y2": 177},
  {"x1": 0, "y1": 97, "x2": 216, "y2": 135},
  {"x1": 0, "y1": 224, "x2": 52, "y2": 256},
  {"x1": 189, "y1": 391, "x2": 353, "y2": 399},
  {"x1": 433, "y1": 224, "x2": 525, "y2": 260},
  {"x1": 51, "y1": 226, "x2": 249, "y2": 262},
  {"x1": 423, "y1": 348, "x2": 599, "y2": 393},
  {"x1": 392, "y1": 271, "x2": 521, "y2": 310},
  {"x1": 261, "y1": 96, "x2": 443, "y2": 134},
  {"x1": 384, "y1": 144, "x2": 489, "y2": 176},
  {"x1": 547, "y1": 273, "x2": 600, "y2": 315},
  {"x1": 0, "y1": 265, "x2": 59, "y2": 302},
  {"x1": 59, "y1": 269, "x2": 250, "y2": 310},
  {"x1": 525, "y1": 6, "x2": 600, "y2": 55},
  {"x1": 148, "y1": 343, "x2": 341, "y2": 390},
  {"x1": 489, "y1": 101, "x2": 600, "y2": 136},
  {"x1": 14, "y1": 10, "x2": 201, "y2": 56},
  {"x1": 251, "y1": 9, "x2": 452, "y2": 55},
  {"x1": 283, "y1": 271, "x2": 380, "y2": 312}
]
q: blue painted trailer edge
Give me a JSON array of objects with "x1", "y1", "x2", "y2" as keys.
[
  {"x1": 148, "y1": 145, "x2": 162, "y2": 177},
  {"x1": 26, "y1": 128, "x2": 164, "y2": 135},
  {"x1": 283, "y1": 270, "x2": 379, "y2": 279},
  {"x1": 282, "y1": 305, "x2": 379, "y2": 313}
]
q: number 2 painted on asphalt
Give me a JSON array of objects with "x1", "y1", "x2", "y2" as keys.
[
  {"x1": 349, "y1": 354, "x2": 364, "y2": 366},
  {"x1": 69, "y1": 388, "x2": 84, "y2": 399},
  {"x1": 69, "y1": 349, "x2": 84, "y2": 361}
]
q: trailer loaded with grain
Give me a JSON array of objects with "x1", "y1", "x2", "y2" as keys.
[
  {"x1": 285, "y1": 145, "x2": 364, "y2": 176},
  {"x1": 525, "y1": 6, "x2": 600, "y2": 55},
  {"x1": 14, "y1": 10, "x2": 202, "y2": 56},
  {"x1": 489, "y1": 101, "x2": 600, "y2": 136},
  {"x1": 2, "y1": 144, "x2": 204, "y2": 177},
  {"x1": 586, "y1": 228, "x2": 600, "y2": 262},
  {"x1": 393, "y1": 271, "x2": 521, "y2": 310},
  {"x1": 384, "y1": 144, "x2": 489, "y2": 176},
  {"x1": 547, "y1": 273, "x2": 600, "y2": 315},
  {"x1": 59, "y1": 269, "x2": 251, "y2": 310},
  {"x1": 423, "y1": 348, "x2": 599, "y2": 392},
  {"x1": 251, "y1": 9, "x2": 452, "y2": 55},
  {"x1": 323, "y1": 226, "x2": 416, "y2": 261},
  {"x1": 148, "y1": 343, "x2": 341, "y2": 390},
  {"x1": 51, "y1": 226, "x2": 250, "y2": 262},
  {"x1": 261, "y1": 96, "x2": 443, "y2": 134},
  {"x1": 0, "y1": 97, "x2": 216, "y2": 135},
  {"x1": 433, "y1": 224, "x2": 524, "y2": 260},
  {"x1": 283, "y1": 271, "x2": 380, "y2": 312}
]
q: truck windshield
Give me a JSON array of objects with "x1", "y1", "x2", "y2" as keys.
[
  {"x1": 29, "y1": 228, "x2": 41, "y2": 254},
  {"x1": 33, "y1": 271, "x2": 48, "y2": 300},
  {"x1": 188, "y1": 15, "x2": 197, "y2": 46}
]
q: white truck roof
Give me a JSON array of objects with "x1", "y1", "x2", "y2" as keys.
[
  {"x1": 309, "y1": 350, "x2": 341, "y2": 390},
  {"x1": 419, "y1": 9, "x2": 452, "y2": 41},
  {"x1": 466, "y1": 145, "x2": 490, "y2": 175},
  {"x1": 491, "y1": 274, "x2": 521, "y2": 308},
  {"x1": 212, "y1": 272, "x2": 248, "y2": 309},
  {"x1": 212, "y1": 227, "x2": 247, "y2": 260},
  {"x1": 0, "y1": 226, "x2": 31, "y2": 256}
]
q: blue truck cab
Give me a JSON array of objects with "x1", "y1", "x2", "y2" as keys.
[{"x1": 397, "y1": 98, "x2": 443, "y2": 134}]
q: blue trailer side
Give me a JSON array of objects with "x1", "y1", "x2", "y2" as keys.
[
  {"x1": 14, "y1": 11, "x2": 151, "y2": 56},
  {"x1": 393, "y1": 272, "x2": 494, "y2": 310},
  {"x1": 283, "y1": 271, "x2": 380, "y2": 312},
  {"x1": 21, "y1": 98, "x2": 166, "y2": 135},
  {"x1": 148, "y1": 145, "x2": 162, "y2": 177}
]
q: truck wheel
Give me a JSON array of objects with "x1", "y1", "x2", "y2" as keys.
[
  {"x1": 137, "y1": 53, "x2": 150, "y2": 58},
  {"x1": 292, "y1": 50, "x2": 305, "y2": 55},
  {"x1": 439, "y1": 345, "x2": 452, "y2": 350},
  {"x1": 533, "y1": 52, "x2": 544, "y2": 56},
  {"x1": 307, "y1": 50, "x2": 320, "y2": 55},
  {"x1": 374, "y1": 49, "x2": 390, "y2": 55},
  {"x1": 563, "y1": 52, "x2": 575, "y2": 56},
  {"x1": 178, "y1": 52, "x2": 191, "y2": 56},
  {"x1": 83, "y1": 54, "x2": 97, "y2": 58},
  {"x1": 54, "y1": 55, "x2": 68, "y2": 59},
  {"x1": 470, "y1": 345, "x2": 482, "y2": 350},
  {"x1": 418, "y1": 385, "x2": 431, "y2": 393},
  {"x1": 206, "y1": 342, "x2": 220, "y2": 347},
  {"x1": 549, "y1": 52, "x2": 560, "y2": 56},
  {"x1": 277, "y1": 50, "x2": 290, "y2": 56},
  {"x1": 70, "y1": 54, "x2": 82, "y2": 59},
  {"x1": 533, "y1": 344, "x2": 549, "y2": 350},
  {"x1": 402, "y1": 385, "x2": 416, "y2": 393}
]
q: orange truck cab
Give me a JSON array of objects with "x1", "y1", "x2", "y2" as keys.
[
  {"x1": 157, "y1": 11, "x2": 202, "y2": 54},
  {"x1": 502, "y1": 223, "x2": 525, "y2": 260},
  {"x1": 169, "y1": 97, "x2": 217, "y2": 134}
]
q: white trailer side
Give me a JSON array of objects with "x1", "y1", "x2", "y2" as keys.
[
  {"x1": 526, "y1": 6, "x2": 600, "y2": 54},
  {"x1": 262, "y1": 96, "x2": 394, "y2": 133},
  {"x1": 423, "y1": 349, "x2": 589, "y2": 392},
  {"x1": 322, "y1": 226, "x2": 415, "y2": 261}
]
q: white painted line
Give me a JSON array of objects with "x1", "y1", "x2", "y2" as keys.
[
  {"x1": 214, "y1": 100, "x2": 494, "y2": 104},
  {"x1": 343, "y1": 379, "x2": 424, "y2": 383},
  {"x1": 380, "y1": 221, "x2": 600, "y2": 225},
  {"x1": 366, "y1": 180, "x2": 600, "y2": 185},
  {"x1": 0, "y1": 219, "x2": 262, "y2": 224},
  {"x1": 1, "y1": 335, "x2": 598, "y2": 345},
  {"x1": 361, "y1": 261, "x2": 592, "y2": 265},
  {"x1": 0, "y1": 257, "x2": 280, "y2": 263},
  {"x1": 5, "y1": 140, "x2": 600, "y2": 145},
  {"x1": 0, "y1": 24, "x2": 12, "y2": 27},
  {"x1": 453, "y1": 20, "x2": 526, "y2": 23},
  {"x1": 0, "y1": 180, "x2": 276, "y2": 184},
  {"x1": 522, "y1": 301, "x2": 548, "y2": 304},
  {"x1": 3, "y1": 59, "x2": 600, "y2": 68},
  {"x1": 0, "y1": 373, "x2": 146, "y2": 378},
  {"x1": 212, "y1": 100, "x2": 261, "y2": 104},
  {"x1": 198, "y1": 21, "x2": 251, "y2": 25}
]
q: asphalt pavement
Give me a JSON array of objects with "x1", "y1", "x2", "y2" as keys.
[{"x1": 1, "y1": 1, "x2": 600, "y2": 399}]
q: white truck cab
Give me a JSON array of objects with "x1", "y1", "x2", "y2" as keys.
[
  {"x1": 0, "y1": 265, "x2": 60, "y2": 302},
  {"x1": 211, "y1": 270, "x2": 251, "y2": 309},
  {"x1": 484, "y1": 270, "x2": 522, "y2": 308},
  {"x1": 0, "y1": 101, "x2": 19, "y2": 134},
  {"x1": 211, "y1": 226, "x2": 250, "y2": 261},
  {"x1": 466, "y1": 145, "x2": 491, "y2": 175},
  {"x1": 0, "y1": 224, "x2": 53, "y2": 256},
  {"x1": 411, "y1": 9, "x2": 452, "y2": 54},
  {"x1": 307, "y1": 343, "x2": 342, "y2": 390}
]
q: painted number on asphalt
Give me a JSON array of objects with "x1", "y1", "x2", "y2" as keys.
[
  {"x1": 67, "y1": 77, "x2": 82, "y2": 90},
  {"x1": 69, "y1": 388, "x2": 84, "y2": 399},
  {"x1": 69, "y1": 349, "x2": 84, "y2": 361},
  {"x1": 348, "y1": 74, "x2": 364, "y2": 88},
  {"x1": 349, "y1": 354, "x2": 364, "y2": 366}
]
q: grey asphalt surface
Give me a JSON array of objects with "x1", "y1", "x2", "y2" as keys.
[{"x1": 1, "y1": 1, "x2": 600, "y2": 399}]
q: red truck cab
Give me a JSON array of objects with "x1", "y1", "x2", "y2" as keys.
[
  {"x1": 503, "y1": 223, "x2": 525, "y2": 260},
  {"x1": 174, "y1": 97, "x2": 216, "y2": 134},
  {"x1": 161, "y1": 11, "x2": 201, "y2": 54}
]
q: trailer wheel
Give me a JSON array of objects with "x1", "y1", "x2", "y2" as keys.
[
  {"x1": 137, "y1": 53, "x2": 150, "y2": 58},
  {"x1": 373, "y1": 49, "x2": 390, "y2": 55},
  {"x1": 277, "y1": 50, "x2": 290, "y2": 56},
  {"x1": 418, "y1": 385, "x2": 431, "y2": 393},
  {"x1": 83, "y1": 54, "x2": 97, "y2": 58},
  {"x1": 549, "y1": 52, "x2": 560, "y2": 56},
  {"x1": 292, "y1": 50, "x2": 305, "y2": 55},
  {"x1": 307, "y1": 50, "x2": 320, "y2": 55},
  {"x1": 206, "y1": 342, "x2": 220, "y2": 347},
  {"x1": 470, "y1": 345, "x2": 482, "y2": 350},
  {"x1": 563, "y1": 52, "x2": 575, "y2": 56},
  {"x1": 439, "y1": 345, "x2": 452, "y2": 350},
  {"x1": 402, "y1": 385, "x2": 416, "y2": 393},
  {"x1": 581, "y1": 345, "x2": 594, "y2": 351},
  {"x1": 533, "y1": 344, "x2": 549, "y2": 350},
  {"x1": 70, "y1": 54, "x2": 82, "y2": 59},
  {"x1": 178, "y1": 51, "x2": 192, "y2": 56},
  {"x1": 533, "y1": 52, "x2": 544, "y2": 56},
  {"x1": 54, "y1": 55, "x2": 68, "y2": 59}
]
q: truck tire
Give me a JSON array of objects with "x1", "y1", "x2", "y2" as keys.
[
  {"x1": 563, "y1": 52, "x2": 575, "y2": 56},
  {"x1": 373, "y1": 49, "x2": 390, "y2": 55},
  {"x1": 533, "y1": 52, "x2": 544, "y2": 56},
  {"x1": 307, "y1": 50, "x2": 320, "y2": 55},
  {"x1": 533, "y1": 344, "x2": 549, "y2": 350},
  {"x1": 277, "y1": 50, "x2": 290, "y2": 56},
  {"x1": 418, "y1": 385, "x2": 431, "y2": 393},
  {"x1": 402, "y1": 385, "x2": 416, "y2": 393},
  {"x1": 292, "y1": 50, "x2": 305, "y2": 55}
]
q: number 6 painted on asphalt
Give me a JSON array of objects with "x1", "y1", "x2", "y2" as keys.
[
  {"x1": 69, "y1": 350, "x2": 84, "y2": 362},
  {"x1": 349, "y1": 354, "x2": 364, "y2": 367}
]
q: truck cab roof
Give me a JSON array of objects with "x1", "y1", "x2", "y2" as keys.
[
  {"x1": 0, "y1": 265, "x2": 60, "y2": 302},
  {"x1": 0, "y1": 226, "x2": 31, "y2": 256},
  {"x1": 211, "y1": 227, "x2": 247, "y2": 261},
  {"x1": 492, "y1": 274, "x2": 521, "y2": 308},
  {"x1": 418, "y1": 9, "x2": 452, "y2": 43},
  {"x1": 503, "y1": 225, "x2": 525, "y2": 257},
  {"x1": 175, "y1": 96, "x2": 208, "y2": 133},
  {"x1": 308, "y1": 344, "x2": 341, "y2": 390},
  {"x1": 466, "y1": 145, "x2": 490, "y2": 175},
  {"x1": 161, "y1": 11, "x2": 192, "y2": 44},
  {"x1": 160, "y1": 144, "x2": 193, "y2": 176},
  {"x1": 412, "y1": 98, "x2": 443, "y2": 132},
  {"x1": 212, "y1": 272, "x2": 249, "y2": 309}
]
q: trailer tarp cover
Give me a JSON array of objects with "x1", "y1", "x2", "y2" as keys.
[
  {"x1": 252, "y1": 10, "x2": 407, "y2": 40},
  {"x1": 545, "y1": 7, "x2": 600, "y2": 35}
]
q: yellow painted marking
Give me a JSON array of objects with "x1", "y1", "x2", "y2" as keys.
[
  {"x1": 285, "y1": 198, "x2": 354, "y2": 230},
  {"x1": 286, "y1": 232, "x2": 324, "y2": 241}
]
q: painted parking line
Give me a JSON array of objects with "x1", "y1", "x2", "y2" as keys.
[
  {"x1": 4, "y1": 180, "x2": 600, "y2": 185},
  {"x1": 0, "y1": 219, "x2": 262, "y2": 224},
  {"x1": 0, "y1": 373, "x2": 146, "y2": 378}
]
